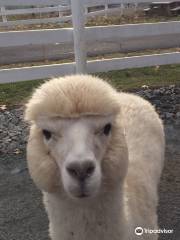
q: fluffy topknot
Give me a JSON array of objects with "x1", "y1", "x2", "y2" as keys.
[{"x1": 25, "y1": 75, "x2": 120, "y2": 122}]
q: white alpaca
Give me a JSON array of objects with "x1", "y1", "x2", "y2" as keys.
[{"x1": 25, "y1": 75, "x2": 164, "y2": 240}]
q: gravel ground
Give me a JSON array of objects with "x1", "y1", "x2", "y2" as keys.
[{"x1": 0, "y1": 85, "x2": 180, "y2": 239}]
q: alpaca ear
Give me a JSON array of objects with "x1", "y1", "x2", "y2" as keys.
[{"x1": 27, "y1": 125, "x2": 60, "y2": 193}]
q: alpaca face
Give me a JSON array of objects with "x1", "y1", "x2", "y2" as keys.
[{"x1": 37, "y1": 115, "x2": 114, "y2": 199}]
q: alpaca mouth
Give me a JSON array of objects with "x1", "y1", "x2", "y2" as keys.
[
  {"x1": 75, "y1": 186, "x2": 90, "y2": 199},
  {"x1": 71, "y1": 184, "x2": 92, "y2": 199},
  {"x1": 77, "y1": 193, "x2": 89, "y2": 198}
]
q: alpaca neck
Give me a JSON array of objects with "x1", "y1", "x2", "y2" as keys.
[{"x1": 43, "y1": 185, "x2": 127, "y2": 240}]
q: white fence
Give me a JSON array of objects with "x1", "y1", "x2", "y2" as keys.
[
  {"x1": 0, "y1": 0, "x2": 180, "y2": 83},
  {"x1": 0, "y1": 1, "x2": 129, "y2": 27},
  {"x1": 0, "y1": 5, "x2": 71, "y2": 26}
]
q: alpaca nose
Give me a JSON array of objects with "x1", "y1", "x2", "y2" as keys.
[{"x1": 66, "y1": 161, "x2": 95, "y2": 181}]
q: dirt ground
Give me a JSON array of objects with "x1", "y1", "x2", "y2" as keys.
[{"x1": 0, "y1": 124, "x2": 179, "y2": 240}]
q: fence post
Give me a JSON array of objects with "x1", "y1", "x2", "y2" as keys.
[
  {"x1": 120, "y1": 3, "x2": 124, "y2": 16},
  {"x1": 71, "y1": 0, "x2": 87, "y2": 74},
  {"x1": 1, "y1": 6, "x2": 7, "y2": 22},
  {"x1": 105, "y1": 4, "x2": 108, "y2": 17}
]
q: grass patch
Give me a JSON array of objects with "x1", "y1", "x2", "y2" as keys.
[
  {"x1": 0, "y1": 79, "x2": 45, "y2": 106},
  {"x1": 0, "y1": 64, "x2": 180, "y2": 105},
  {"x1": 86, "y1": 15, "x2": 180, "y2": 27},
  {"x1": 1, "y1": 14, "x2": 180, "y2": 32},
  {"x1": 97, "y1": 64, "x2": 180, "y2": 90}
]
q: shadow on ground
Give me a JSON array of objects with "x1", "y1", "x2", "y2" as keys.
[{"x1": 0, "y1": 124, "x2": 179, "y2": 240}]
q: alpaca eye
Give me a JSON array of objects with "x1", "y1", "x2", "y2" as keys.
[
  {"x1": 103, "y1": 123, "x2": 112, "y2": 136},
  {"x1": 42, "y1": 129, "x2": 52, "y2": 140}
]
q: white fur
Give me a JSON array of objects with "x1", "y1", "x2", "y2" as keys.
[{"x1": 25, "y1": 75, "x2": 165, "y2": 240}]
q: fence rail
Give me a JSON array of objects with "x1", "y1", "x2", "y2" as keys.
[
  {"x1": 0, "y1": 15, "x2": 71, "y2": 27},
  {"x1": 0, "y1": 28, "x2": 73, "y2": 47},
  {"x1": 0, "y1": 0, "x2": 180, "y2": 84},
  {"x1": 86, "y1": 21, "x2": 180, "y2": 41},
  {"x1": 1, "y1": 52, "x2": 180, "y2": 84},
  {"x1": 0, "y1": 0, "x2": 69, "y2": 6},
  {"x1": 0, "y1": 6, "x2": 70, "y2": 16},
  {"x1": 0, "y1": 0, "x2": 171, "y2": 7},
  {"x1": 1, "y1": 21, "x2": 180, "y2": 47},
  {"x1": 87, "y1": 52, "x2": 180, "y2": 73},
  {"x1": 84, "y1": 0, "x2": 175, "y2": 6}
]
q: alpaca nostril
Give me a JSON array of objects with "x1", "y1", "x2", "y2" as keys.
[
  {"x1": 66, "y1": 167, "x2": 79, "y2": 179},
  {"x1": 86, "y1": 165, "x2": 95, "y2": 177},
  {"x1": 66, "y1": 161, "x2": 95, "y2": 181}
]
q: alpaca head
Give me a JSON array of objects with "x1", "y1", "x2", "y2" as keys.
[{"x1": 25, "y1": 75, "x2": 128, "y2": 200}]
